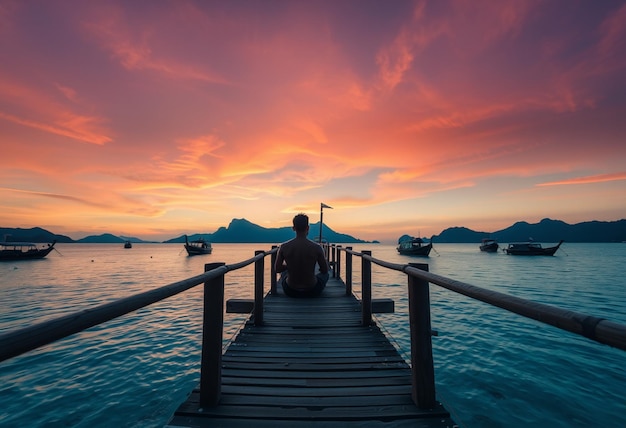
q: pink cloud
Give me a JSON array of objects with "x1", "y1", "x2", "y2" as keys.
[
  {"x1": 82, "y1": 3, "x2": 230, "y2": 84},
  {"x1": 0, "y1": 111, "x2": 111, "y2": 145}
]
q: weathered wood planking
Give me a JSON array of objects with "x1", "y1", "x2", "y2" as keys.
[{"x1": 167, "y1": 276, "x2": 455, "y2": 427}]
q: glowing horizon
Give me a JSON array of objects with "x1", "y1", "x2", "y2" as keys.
[{"x1": 1, "y1": 1, "x2": 625, "y2": 244}]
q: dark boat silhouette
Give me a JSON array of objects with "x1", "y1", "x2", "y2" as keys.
[
  {"x1": 184, "y1": 235, "x2": 212, "y2": 256},
  {"x1": 0, "y1": 240, "x2": 57, "y2": 261},
  {"x1": 504, "y1": 240, "x2": 563, "y2": 256}
]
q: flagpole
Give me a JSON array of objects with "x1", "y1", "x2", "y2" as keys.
[
  {"x1": 319, "y1": 203, "x2": 323, "y2": 243},
  {"x1": 319, "y1": 203, "x2": 332, "y2": 243}
]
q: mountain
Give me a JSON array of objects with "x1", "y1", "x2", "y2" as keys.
[
  {"x1": 431, "y1": 227, "x2": 481, "y2": 243},
  {"x1": 165, "y1": 218, "x2": 368, "y2": 244},
  {"x1": 1, "y1": 227, "x2": 73, "y2": 243},
  {"x1": 432, "y1": 218, "x2": 626, "y2": 243},
  {"x1": 77, "y1": 233, "x2": 130, "y2": 243}
]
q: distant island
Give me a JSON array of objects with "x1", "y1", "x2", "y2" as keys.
[
  {"x1": 430, "y1": 218, "x2": 626, "y2": 243},
  {"x1": 0, "y1": 219, "x2": 370, "y2": 244},
  {"x1": 2, "y1": 217, "x2": 625, "y2": 244}
]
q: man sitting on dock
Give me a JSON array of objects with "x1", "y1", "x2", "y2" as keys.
[{"x1": 275, "y1": 213, "x2": 330, "y2": 297}]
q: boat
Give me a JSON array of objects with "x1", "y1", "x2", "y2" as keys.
[
  {"x1": 396, "y1": 237, "x2": 432, "y2": 256},
  {"x1": 184, "y1": 235, "x2": 212, "y2": 256},
  {"x1": 0, "y1": 240, "x2": 57, "y2": 261},
  {"x1": 504, "y1": 240, "x2": 563, "y2": 256},
  {"x1": 124, "y1": 240, "x2": 132, "y2": 249},
  {"x1": 479, "y1": 238, "x2": 499, "y2": 252}
]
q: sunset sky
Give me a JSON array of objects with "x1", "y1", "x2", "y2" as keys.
[{"x1": 1, "y1": 0, "x2": 625, "y2": 243}]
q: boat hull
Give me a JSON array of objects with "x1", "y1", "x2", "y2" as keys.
[
  {"x1": 504, "y1": 240, "x2": 563, "y2": 256},
  {"x1": 184, "y1": 235, "x2": 212, "y2": 256},
  {"x1": 479, "y1": 240, "x2": 499, "y2": 252},
  {"x1": 184, "y1": 246, "x2": 212, "y2": 256},
  {"x1": 397, "y1": 242, "x2": 432, "y2": 256},
  {"x1": 0, "y1": 241, "x2": 56, "y2": 261}
]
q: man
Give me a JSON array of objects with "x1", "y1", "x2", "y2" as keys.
[{"x1": 275, "y1": 213, "x2": 330, "y2": 297}]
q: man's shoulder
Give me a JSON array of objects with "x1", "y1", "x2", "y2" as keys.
[
  {"x1": 281, "y1": 237, "x2": 321, "y2": 249},
  {"x1": 279, "y1": 238, "x2": 296, "y2": 247}
]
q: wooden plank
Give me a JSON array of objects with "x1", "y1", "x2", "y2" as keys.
[
  {"x1": 371, "y1": 298, "x2": 395, "y2": 313},
  {"x1": 221, "y1": 368, "x2": 412, "y2": 379},
  {"x1": 167, "y1": 416, "x2": 452, "y2": 428},
  {"x1": 175, "y1": 404, "x2": 450, "y2": 419},
  {"x1": 226, "y1": 298, "x2": 254, "y2": 313},
  {"x1": 221, "y1": 361, "x2": 409, "y2": 370}
]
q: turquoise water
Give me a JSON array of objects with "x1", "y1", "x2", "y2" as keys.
[{"x1": 0, "y1": 243, "x2": 624, "y2": 427}]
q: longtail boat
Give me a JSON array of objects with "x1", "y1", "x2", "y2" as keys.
[{"x1": 0, "y1": 240, "x2": 56, "y2": 261}]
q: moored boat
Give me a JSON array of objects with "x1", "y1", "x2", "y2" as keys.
[
  {"x1": 184, "y1": 234, "x2": 212, "y2": 256},
  {"x1": 397, "y1": 236, "x2": 432, "y2": 256},
  {"x1": 479, "y1": 238, "x2": 499, "y2": 252},
  {"x1": 124, "y1": 240, "x2": 132, "y2": 248},
  {"x1": 505, "y1": 240, "x2": 563, "y2": 256},
  {"x1": 0, "y1": 240, "x2": 57, "y2": 261}
]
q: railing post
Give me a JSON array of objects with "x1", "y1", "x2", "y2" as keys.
[
  {"x1": 361, "y1": 250, "x2": 372, "y2": 325},
  {"x1": 336, "y1": 245, "x2": 342, "y2": 279},
  {"x1": 254, "y1": 250, "x2": 264, "y2": 326},
  {"x1": 345, "y1": 247, "x2": 352, "y2": 296},
  {"x1": 331, "y1": 245, "x2": 337, "y2": 277},
  {"x1": 270, "y1": 245, "x2": 278, "y2": 294},
  {"x1": 408, "y1": 263, "x2": 436, "y2": 409},
  {"x1": 200, "y1": 262, "x2": 225, "y2": 408}
]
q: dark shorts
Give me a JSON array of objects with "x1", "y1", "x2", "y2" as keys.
[{"x1": 280, "y1": 272, "x2": 329, "y2": 298}]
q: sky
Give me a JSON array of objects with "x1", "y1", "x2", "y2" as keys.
[{"x1": 1, "y1": 0, "x2": 625, "y2": 244}]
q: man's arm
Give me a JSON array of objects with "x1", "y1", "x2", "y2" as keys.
[
  {"x1": 275, "y1": 247, "x2": 287, "y2": 273},
  {"x1": 317, "y1": 247, "x2": 329, "y2": 274}
]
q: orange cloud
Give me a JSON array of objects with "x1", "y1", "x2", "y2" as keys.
[
  {"x1": 0, "y1": 111, "x2": 111, "y2": 145},
  {"x1": 537, "y1": 172, "x2": 626, "y2": 187},
  {"x1": 0, "y1": 186, "x2": 110, "y2": 209},
  {"x1": 0, "y1": 76, "x2": 112, "y2": 145}
]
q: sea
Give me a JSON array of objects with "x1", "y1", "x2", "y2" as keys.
[{"x1": 0, "y1": 242, "x2": 624, "y2": 428}]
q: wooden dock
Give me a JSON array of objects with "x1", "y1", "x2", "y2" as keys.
[{"x1": 167, "y1": 275, "x2": 455, "y2": 427}]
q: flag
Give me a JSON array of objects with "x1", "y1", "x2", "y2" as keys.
[{"x1": 321, "y1": 203, "x2": 333, "y2": 209}]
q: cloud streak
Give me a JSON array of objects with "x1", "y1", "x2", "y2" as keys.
[{"x1": 538, "y1": 173, "x2": 626, "y2": 187}]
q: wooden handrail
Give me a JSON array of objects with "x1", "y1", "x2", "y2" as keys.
[
  {"x1": 334, "y1": 245, "x2": 626, "y2": 352},
  {"x1": 326, "y1": 243, "x2": 626, "y2": 409},
  {"x1": 402, "y1": 265, "x2": 626, "y2": 352},
  {"x1": 0, "y1": 247, "x2": 278, "y2": 363}
]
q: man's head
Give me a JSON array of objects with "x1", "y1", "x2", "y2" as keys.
[{"x1": 292, "y1": 213, "x2": 309, "y2": 233}]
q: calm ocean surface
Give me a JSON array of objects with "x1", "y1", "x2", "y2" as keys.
[{"x1": 1, "y1": 242, "x2": 624, "y2": 427}]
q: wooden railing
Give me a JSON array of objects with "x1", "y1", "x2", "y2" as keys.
[
  {"x1": 323, "y1": 243, "x2": 626, "y2": 408},
  {"x1": 0, "y1": 247, "x2": 279, "y2": 408}
]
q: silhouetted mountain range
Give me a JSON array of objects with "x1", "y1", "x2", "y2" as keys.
[
  {"x1": 2, "y1": 218, "x2": 625, "y2": 244},
  {"x1": 75, "y1": 233, "x2": 149, "y2": 244},
  {"x1": 1, "y1": 227, "x2": 74, "y2": 243},
  {"x1": 431, "y1": 218, "x2": 626, "y2": 243},
  {"x1": 164, "y1": 218, "x2": 368, "y2": 244},
  {"x1": 1, "y1": 219, "x2": 369, "y2": 244}
]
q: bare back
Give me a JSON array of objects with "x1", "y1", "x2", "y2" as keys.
[{"x1": 277, "y1": 237, "x2": 328, "y2": 290}]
